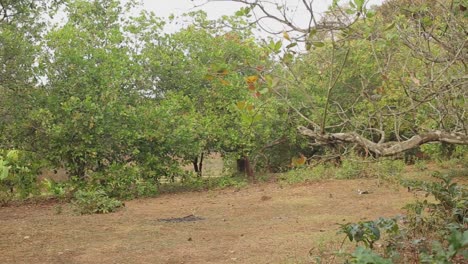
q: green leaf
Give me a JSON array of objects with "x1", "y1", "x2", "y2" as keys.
[
  {"x1": 6, "y1": 150, "x2": 19, "y2": 162},
  {"x1": 286, "y1": 42, "x2": 297, "y2": 49},
  {"x1": 312, "y1": 41, "x2": 325, "y2": 48},
  {"x1": 274, "y1": 40, "x2": 282, "y2": 52},
  {"x1": 384, "y1": 22, "x2": 395, "y2": 31},
  {"x1": 354, "y1": 0, "x2": 365, "y2": 10},
  {"x1": 366, "y1": 10, "x2": 376, "y2": 18},
  {"x1": 259, "y1": 88, "x2": 269, "y2": 94},
  {"x1": 0, "y1": 159, "x2": 10, "y2": 180}
]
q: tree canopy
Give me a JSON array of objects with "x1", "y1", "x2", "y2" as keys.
[{"x1": 0, "y1": 0, "x2": 466, "y2": 183}]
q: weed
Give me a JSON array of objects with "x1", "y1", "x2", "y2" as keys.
[
  {"x1": 89, "y1": 164, "x2": 158, "y2": 200},
  {"x1": 414, "y1": 160, "x2": 428, "y2": 171},
  {"x1": 280, "y1": 164, "x2": 333, "y2": 184},
  {"x1": 72, "y1": 189, "x2": 123, "y2": 214},
  {"x1": 335, "y1": 159, "x2": 368, "y2": 179},
  {"x1": 334, "y1": 173, "x2": 467, "y2": 263},
  {"x1": 212, "y1": 176, "x2": 248, "y2": 189}
]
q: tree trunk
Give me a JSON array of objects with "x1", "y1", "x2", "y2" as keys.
[
  {"x1": 192, "y1": 157, "x2": 199, "y2": 176},
  {"x1": 237, "y1": 156, "x2": 255, "y2": 181},
  {"x1": 193, "y1": 153, "x2": 204, "y2": 178},
  {"x1": 298, "y1": 126, "x2": 468, "y2": 157}
]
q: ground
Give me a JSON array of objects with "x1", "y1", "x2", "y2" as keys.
[{"x1": 0, "y1": 178, "x2": 415, "y2": 264}]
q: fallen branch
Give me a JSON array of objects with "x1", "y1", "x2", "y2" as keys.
[{"x1": 298, "y1": 126, "x2": 468, "y2": 156}]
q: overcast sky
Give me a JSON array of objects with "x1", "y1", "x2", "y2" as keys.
[
  {"x1": 141, "y1": 0, "x2": 384, "y2": 19},
  {"x1": 139, "y1": 0, "x2": 385, "y2": 35}
]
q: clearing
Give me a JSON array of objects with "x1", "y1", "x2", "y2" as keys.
[{"x1": 0, "y1": 178, "x2": 415, "y2": 264}]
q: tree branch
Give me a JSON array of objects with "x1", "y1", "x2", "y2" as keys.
[{"x1": 298, "y1": 126, "x2": 468, "y2": 156}]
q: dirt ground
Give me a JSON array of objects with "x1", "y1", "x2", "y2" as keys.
[{"x1": 0, "y1": 178, "x2": 416, "y2": 264}]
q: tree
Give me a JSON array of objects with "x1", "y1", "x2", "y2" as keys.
[
  {"x1": 135, "y1": 10, "x2": 300, "y2": 178},
  {"x1": 215, "y1": 0, "x2": 468, "y2": 157},
  {"x1": 27, "y1": 0, "x2": 146, "y2": 177},
  {"x1": 0, "y1": 0, "x2": 62, "y2": 148}
]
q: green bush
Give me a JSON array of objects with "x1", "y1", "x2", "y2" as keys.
[
  {"x1": 414, "y1": 160, "x2": 428, "y2": 171},
  {"x1": 378, "y1": 159, "x2": 405, "y2": 177},
  {"x1": 280, "y1": 164, "x2": 333, "y2": 184},
  {"x1": 0, "y1": 150, "x2": 43, "y2": 198},
  {"x1": 72, "y1": 189, "x2": 123, "y2": 214},
  {"x1": 89, "y1": 163, "x2": 158, "y2": 200},
  {"x1": 336, "y1": 159, "x2": 368, "y2": 179},
  {"x1": 348, "y1": 247, "x2": 393, "y2": 264},
  {"x1": 336, "y1": 173, "x2": 467, "y2": 263}
]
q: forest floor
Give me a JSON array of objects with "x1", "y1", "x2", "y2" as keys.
[{"x1": 0, "y1": 176, "x2": 419, "y2": 264}]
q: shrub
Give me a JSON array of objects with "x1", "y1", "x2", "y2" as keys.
[
  {"x1": 42, "y1": 179, "x2": 68, "y2": 198},
  {"x1": 72, "y1": 189, "x2": 123, "y2": 214},
  {"x1": 335, "y1": 173, "x2": 467, "y2": 263},
  {"x1": 378, "y1": 159, "x2": 405, "y2": 177},
  {"x1": 89, "y1": 163, "x2": 158, "y2": 200},
  {"x1": 280, "y1": 164, "x2": 333, "y2": 184},
  {"x1": 0, "y1": 150, "x2": 43, "y2": 198},
  {"x1": 212, "y1": 176, "x2": 248, "y2": 189},
  {"x1": 335, "y1": 159, "x2": 368, "y2": 179},
  {"x1": 414, "y1": 160, "x2": 428, "y2": 171},
  {"x1": 348, "y1": 247, "x2": 393, "y2": 264}
]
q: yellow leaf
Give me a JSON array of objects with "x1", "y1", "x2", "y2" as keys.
[
  {"x1": 291, "y1": 155, "x2": 306, "y2": 166},
  {"x1": 236, "y1": 101, "x2": 246, "y2": 110},
  {"x1": 220, "y1": 79, "x2": 230, "y2": 86},
  {"x1": 283, "y1": 31, "x2": 291, "y2": 41},
  {"x1": 204, "y1": 74, "x2": 214, "y2": 81},
  {"x1": 219, "y1": 69, "x2": 229, "y2": 76},
  {"x1": 246, "y1": 75, "x2": 259, "y2": 84}
]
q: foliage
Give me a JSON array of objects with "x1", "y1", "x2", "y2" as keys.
[
  {"x1": 0, "y1": 0, "x2": 467, "y2": 220},
  {"x1": 335, "y1": 159, "x2": 369, "y2": 179},
  {"x1": 279, "y1": 164, "x2": 332, "y2": 184},
  {"x1": 420, "y1": 229, "x2": 468, "y2": 264},
  {"x1": 414, "y1": 160, "x2": 428, "y2": 171},
  {"x1": 0, "y1": 150, "x2": 42, "y2": 198},
  {"x1": 404, "y1": 172, "x2": 467, "y2": 230},
  {"x1": 42, "y1": 179, "x2": 68, "y2": 198},
  {"x1": 337, "y1": 173, "x2": 467, "y2": 263},
  {"x1": 346, "y1": 247, "x2": 393, "y2": 264},
  {"x1": 72, "y1": 189, "x2": 123, "y2": 215},
  {"x1": 339, "y1": 217, "x2": 400, "y2": 249},
  {"x1": 159, "y1": 175, "x2": 248, "y2": 193},
  {"x1": 88, "y1": 163, "x2": 158, "y2": 200}
]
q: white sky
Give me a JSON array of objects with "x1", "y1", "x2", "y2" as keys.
[
  {"x1": 140, "y1": 0, "x2": 385, "y2": 36},
  {"x1": 142, "y1": 0, "x2": 384, "y2": 19}
]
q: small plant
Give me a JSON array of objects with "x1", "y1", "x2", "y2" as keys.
[
  {"x1": 89, "y1": 164, "x2": 158, "y2": 200},
  {"x1": 403, "y1": 172, "x2": 467, "y2": 229},
  {"x1": 212, "y1": 176, "x2": 248, "y2": 189},
  {"x1": 420, "y1": 229, "x2": 468, "y2": 264},
  {"x1": 280, "y1": 164, "x2": 333, "y2": 184},
  {"x1": 0, "y1": 150, "x2": 41, "y2": 198},
  {"x1": 336, "y1": 159, "x2": 368, "y2": 179},
  {"x1": 335, "y1": 173, "x2": 467, "y2": 263},
  {"x1": 339, "y1": 217, "x2": 400, "y2": 249},
  {"x1": 42, "y1": 179, "x2": 68, "y2": 197},
  {"x1": 414, "y1": 160, "x2": 428, "y2": 171},
  {"x1": 72, "y1": 189, "x2": 123, "y2": 214},
  {"x1": 378, "y1": 159, "x2": 405, "y2": 177},
  {"x1": 346, "y1": 247, "x2": 393, "y2": 264}
]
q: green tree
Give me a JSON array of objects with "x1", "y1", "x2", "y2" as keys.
[{"x1": 29, "y1": 0, "x2": 144, "y2": 177}]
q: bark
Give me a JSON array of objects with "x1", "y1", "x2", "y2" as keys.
[
  {"x1": 298, "y1": 126, "x2": 468, "y2": 157},
  {"x1": 192, "y1": 153, "x2": 204, "y2": 178},
  {"x1": 237, "y1": 156, "x2": 255, "y2": 181}
]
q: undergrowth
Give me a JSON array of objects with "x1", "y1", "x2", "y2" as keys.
[{"x1": 311, "y1": 172, "x2": 467, "y2": 263}]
